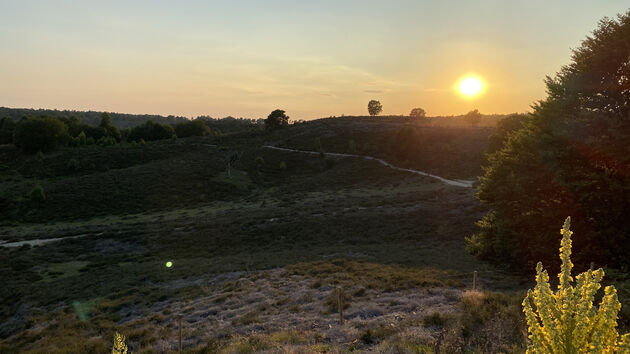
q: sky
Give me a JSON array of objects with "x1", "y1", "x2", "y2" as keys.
[{"x1": 0, "y1": 1, "x2": 628, "y2": 120}]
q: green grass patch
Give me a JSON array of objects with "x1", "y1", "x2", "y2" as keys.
[
  {"x1": 211, "y1": 169, "x2": 251, "y2": 189},
  {"x1": 41, "y1": 261, "x2": 90, "y2": 282}
]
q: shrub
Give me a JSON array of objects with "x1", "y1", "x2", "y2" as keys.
[
  {"x1": 97, "y1": 136, "x2": 116, "y2": 146},
  {"x1": 522, "y1": 217, "x2": 630, "y2": 353},
  {"x1": 66, "y1": 158, "x2": 80, "y2": 173},
  {"x1": 76, "y1": 131, "x2": 87, "y2": 145},
  {"x1": 30, "y1": 185, "x2": 46, "y2": 203}
]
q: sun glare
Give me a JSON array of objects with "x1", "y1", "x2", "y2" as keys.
[{"x1": 457, "y1": 76, "x2": 484, "y2": 97}]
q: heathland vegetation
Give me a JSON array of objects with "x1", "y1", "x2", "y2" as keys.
[{"x1": 1, "y1": 9, "x2": 629, "y2": 354}]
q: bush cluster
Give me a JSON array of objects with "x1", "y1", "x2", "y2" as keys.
[{"x1": 1, "y1": 113, "x2": 216, "y2": 154}]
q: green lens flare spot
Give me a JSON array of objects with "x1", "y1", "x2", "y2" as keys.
[{"x1": 166, "y1": 261, "x2": 173, "y2": 268}]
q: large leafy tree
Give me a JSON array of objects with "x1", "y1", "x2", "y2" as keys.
[
  {"x1": 264, "y1": 109, "x2": 289, "y2": 130},
  {"x1": 409, "y1": 107, "x2": 426, "y2": 119},
  {"x1": 367, "y1": 100, "x2": 382, "y2": 116},
  {"x1": 464, "y1": 109, "x2": 482, "y2": 127},
  {"x1": 486, "y1": 113, "x2": 531, "y2": 153},
  {"x1": 13, "y1": 116, "x2": 69, "y2": 153},
  {"x1": 174, "y1": 119, "x2": 211, "y2": 138},
  {"x1": 99, "y1": 112, "x2": 121, "y2": 141},
  {"x1": 128, "y1": 120, "x2": 175, "y2": 142},
  {"x1": 468, "y1": 11, "x2": 630, "y2": 270}
]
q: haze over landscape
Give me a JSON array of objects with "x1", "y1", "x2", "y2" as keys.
[
  {"x1": 2, "y1": 1, "x2": 630, "y2": 353},
  {"x1": 1, "y1": 0, "x2": 628, "y2": 118}
]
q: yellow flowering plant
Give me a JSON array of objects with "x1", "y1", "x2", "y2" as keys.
[
  {"x1": 112, "y1": 331, "x2": 129, "y2": 354},
  {"x1": 523, "y1": 217, "x2": 630, "y2": 353}
]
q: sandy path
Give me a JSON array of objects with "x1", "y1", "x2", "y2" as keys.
[
  {"x1": 263, "y1": 145, "x2": 474, "y2": 188},
  {"x1": 0, "y1": 234, "x2": 88, "y2": 248}
]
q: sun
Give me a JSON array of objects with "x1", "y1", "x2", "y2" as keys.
[{"x1": 457, "y1": 76, "x2": 484, "y2": 97}]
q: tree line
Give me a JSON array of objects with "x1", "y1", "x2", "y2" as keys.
[
  {"x1": 0, "y1": 107, "x2": 189, "y2": 129},
  {"x1": 0, "y1": 113, "x2": 216, "y2": 153}
]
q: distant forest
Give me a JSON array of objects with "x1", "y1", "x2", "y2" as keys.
[{"x1": 0, "y1": 107, "x2": 264, "y2": 132}]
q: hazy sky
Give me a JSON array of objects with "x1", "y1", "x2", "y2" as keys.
[{"x1": 1, "y1": 1, "x2": 628, "y2": 119}]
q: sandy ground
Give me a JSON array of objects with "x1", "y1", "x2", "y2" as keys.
[{"x1": 121, "y1": 268, "x2": 463, "y2": 352}]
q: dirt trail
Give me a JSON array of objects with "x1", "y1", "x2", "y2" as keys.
[
  {"x1": 263, "y1": 145, "x2": 475, "y2": 188},
  {"x1": 0, "y1": 234, "x2": 89, "y2": 248}
]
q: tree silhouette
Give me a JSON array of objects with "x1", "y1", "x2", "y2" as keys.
[
  {"x1": 409, "y1": 108, "x2": 426, "y2": 119},
  {"x1": 464, "y1": 109, "x2": 481, "y2": 127},
  {"x1": 99, "y1": 112, "x2": 121, "y2": 141},
  {"x1": 265, "y1": 109, "x2": 289, "y2": 130},
  {"x1": 367, "y1": 100, "x2": 382, "y2": 116}
]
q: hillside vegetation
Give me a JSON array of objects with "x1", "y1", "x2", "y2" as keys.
[{"x1": 0, "y1": 116, "x2": 531, "y2": 352}]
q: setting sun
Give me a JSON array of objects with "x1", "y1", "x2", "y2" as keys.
[{"x1": 458, "y1": 76, "x2": 484, "y2": 97}]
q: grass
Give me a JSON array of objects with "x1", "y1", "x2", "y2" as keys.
[
  {"x1": 211, "y1": 169, "x2": 252, "y2": 189},
  {"x1": 41, "y1": 261, "x2": 90, "y2": 282},
  {"x1": 0, "y1": 119, "x2": 528, "y2": 352}
]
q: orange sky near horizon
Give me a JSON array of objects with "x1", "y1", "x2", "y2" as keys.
[{"x1": 1, "y1": 1, "x2": 628, "y2": 120}]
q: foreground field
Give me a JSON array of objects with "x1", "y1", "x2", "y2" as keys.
[{"x1": 0, "y1": 120, "x2": 529, "y2": 352}]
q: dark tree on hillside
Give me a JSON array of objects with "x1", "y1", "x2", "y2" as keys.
[
  {"x1": 99, "y1": 112, "x2": 121, "y2": 141},
  {"x1": 367, "y1": 100, "x2": 382, "y2": 116},
  {"x1": 264, "y1": 109, "x2": 289, "y2": 130},
  {"x1": 468, "y1": 11, "x2": 630, "y2": 271},
  {"x1": 409, "y1": 107, "x2": 426, "y2": 119},
  {"x1": 13, "y1": 116, "x2": 69, "y2": 153},
  {"x1": 128, "y1": 120, "x2": 175, "y2": 142},
  {"x1": 464, "y1": 109, "x2": 482, "y2": 127},
  {"x1": 0, "y1": 117, "x2": 16, "y2": 144},
  {"x1": 486, "y1": 113, "x2": 530, "y2": 153},
  {"x1": 174, "y1": 119, "x2": 211, "y2": 138}
]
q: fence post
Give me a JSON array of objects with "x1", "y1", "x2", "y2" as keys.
[
  {"x1": 338, "y1": 288, "x2": 344, "y2": 325},
  {"x1": 434, "y1": 329, "x2": 445, "y2": 354},
  {"x1": 473, "y1": 271, "x2": 478, "y2": 290},
  {"x1": 178, "y1": 317, "x2": 182, "y2": 353}
]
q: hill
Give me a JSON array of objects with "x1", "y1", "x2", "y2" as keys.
[{"x1": 0, "y1": 117, "x2": 527, "y2": 352}]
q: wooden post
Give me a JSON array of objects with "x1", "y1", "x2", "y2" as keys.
[
  {"x1": 473, "y1": 271, "x2": 478, "y2": 290},
  {"x1": 338, "y1": 288, "x2": 344, "y2": 325},
  {"x1": 434, "y1": 329, "x2": 445, "y2": 354},
  {"x1": 178, "y1": 317, "x2": 182, "y2": 353}
]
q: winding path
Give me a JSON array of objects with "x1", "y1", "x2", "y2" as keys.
[
  {"x1": 263, "y1": 145, "x2": 474, "y2": 188},
  {"x1": 2, "y1": 147, "x2": 473, "y2": 248},
  {"x1": 0, "y1": 234, "x2": 88, "y2": 248}
]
